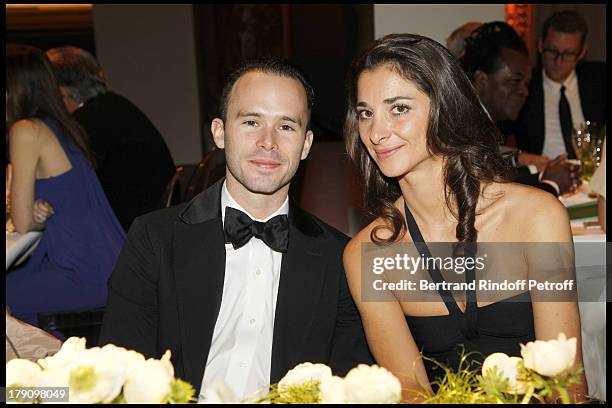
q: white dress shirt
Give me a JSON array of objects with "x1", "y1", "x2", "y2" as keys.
[
  {"x1": 542, "y1": 69, "x2": 585, "y2": 159},
  {"x1": 199, "y1": 181, "x2": 288, "y2": 402}
]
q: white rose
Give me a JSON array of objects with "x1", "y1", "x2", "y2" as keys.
[
  {"x1": 520, "y1": 333, "x2": 577, "y2": 377},
  {"x1": 344, "y1": 364, "x2": 402, "y2": 404},
  {"x1": 38, "y1": 367, "x2": 70, "y2": 388},
  {"x1": 100, "y1": 344, "x2": 146, "y2": 380},
  {"x1": 123, "y1": 351, "x2": 174, "y2": 403},
  {"x1": 278, "y1": 362, "x2": 333, "y2": 392},
  {"x1": 481, "y1": 353, "x2": 528, "y2": 394},
  {"x1": 66, "y1": 348, "x2": 126, "y2": 403},
  {"x1": 320, "y1": 376, "x2": 347, "y2": 403},
  {"x1": 6, "y1": 359, "x2": 42, "y2": 388},
  {"x1": 38, "y1": 337, "x2": 87, "y2": 370},
  {"x1": 200, "y1": 381, "x2": 240, "y2": 404}
]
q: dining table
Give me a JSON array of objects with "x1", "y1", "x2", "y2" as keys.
[{"x1": 561, "y1": 189, "x2": 606, "y2": 402}]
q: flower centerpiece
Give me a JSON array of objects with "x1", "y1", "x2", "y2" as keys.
[
  {"x1": 201, "y1": 363, "x2": 403, "y2": 404},
  {"x1": 5, "y1": 337, "x2": 195, "y2": 403},
  {"x1": 421, "y1": 333, "x2": 585, "y2": 404}
]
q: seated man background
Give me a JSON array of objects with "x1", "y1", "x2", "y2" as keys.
[
  {"x1": 514, "y1": 10, "x2": 606, "y2": 161},
  {"x1": 460, "y1": 21, "x2": 580, "y2": 196},
  {"x1": 47, "y1": 46, "x2": 176, "y2": 232}
]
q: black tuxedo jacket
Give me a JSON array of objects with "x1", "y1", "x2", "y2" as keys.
[
  {"x1": 515, "y1": 61, "x2": 606, "y2": 155},
  {"x1": 74, "y1": 92, "x2": 175, "y2": 232},
  {"x1": 99, "y1": 179, "x2": 373, "y2": 391}
]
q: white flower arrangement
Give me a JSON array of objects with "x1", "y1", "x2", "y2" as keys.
[
  {"x1": 344, "y1": 364, "x2": 402, "y2": 403},
  {"x1": 200, "y1": 363, "x2": 402, "y2": 404},
  {"x1": 5, "y1": 337, "x2": 195, "y2": 404},
  {"x1": 9, "y1": 333, "x2": 583, "y2": 404},
  {"x1": 520, "y1": 333, "x2": 577, "y2": 377},
  {"x1": 427, "y1": 332, "x2": 584, "y2": 404}
]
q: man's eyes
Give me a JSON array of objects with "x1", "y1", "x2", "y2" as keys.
[{"x1": 242, "y1": 121, "x2": 295, "y2": 131}]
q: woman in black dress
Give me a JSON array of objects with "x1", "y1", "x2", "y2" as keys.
[{"x1": 342, "y1": 34, "x2": 585, "y2": 402}]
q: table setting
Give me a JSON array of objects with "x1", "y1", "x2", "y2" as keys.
[{"x1": 558, "y1": 130, "x2": 606, "y2": 402}]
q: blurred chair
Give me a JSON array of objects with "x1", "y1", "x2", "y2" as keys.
[
  {"x1": 38, "y1": 307, "x2": 105, "y2": 347},
  {"x1": 158, "y1": 165, "x2": 185, "y2": 208},
  {"x1": 297, "y1": 140, "x2": 370, "y2": 236},
  {"x1": 176, "y1": 163, "x2": 198, "y2": 200},
  {"x1": 183, "y1": 148, "x2": 226, "y2": 201}
]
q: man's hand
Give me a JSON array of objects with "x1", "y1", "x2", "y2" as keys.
[
  {"x1": 33, "y1": 199, "x2": 55, "y2": 225},
  {"x1": 518, "y1": 152, "x2": 550, "y2": 173},
  {"x1": 541, "y1": 154, "x2": 581, "y2": 195}
]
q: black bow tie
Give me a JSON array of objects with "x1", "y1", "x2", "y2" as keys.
[{"x1": 224, "y1": 207, "x2": 289, "y2": 253}]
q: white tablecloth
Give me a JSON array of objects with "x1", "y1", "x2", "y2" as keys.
[
  {"x1": 560, "y1": 190, "x2": 598, "y2": 208},
  {"x1": 6, "y1": 231, "x2": 43, "y2": 269},
  {"x1": 571, "y1": 218, "x2": 606, "y2": 401}
]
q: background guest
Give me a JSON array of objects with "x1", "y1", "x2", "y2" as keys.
[
  {"x1": 461, "y1": 22, "x2": 580, "y2": 196},
  {"x1": 445, "y1": 21, "x2": 482, "y2": 59},
  {"x1": 6, "y1": 44, "x2": 126, "y2": 329},
  {"x1": 47, "y1": 46, "x2": 176, "y2": 232},
  {"x1": 515, "y1": 10, "x2": 606, "y2": 160}
]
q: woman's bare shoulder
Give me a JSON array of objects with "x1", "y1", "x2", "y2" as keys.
[
  {"x1": 345, "y1": 217, "x2": 389, "y2": 263},
  {"x1": 9, "y1": 118, "x2": 51, "y2": 143},
  {"x1": 499, "y1": 182, "x2": 567, "y2": 217},
  {"x1": 492, "y1": 182, "x2": 570, "y2": 241}
]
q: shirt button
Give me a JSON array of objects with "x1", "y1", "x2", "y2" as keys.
[
  {"x1": 249, "y1": 318, "x2": 256, "y2": 325},
  {"x1": 255, "y1": 269, "x2": 262, "y2": 276}
]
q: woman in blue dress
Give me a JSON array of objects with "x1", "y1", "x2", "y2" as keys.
[{"x1": 6, "y1": 44, "x2": 126, "y2": 328}]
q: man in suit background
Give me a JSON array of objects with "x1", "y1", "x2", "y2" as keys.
[
  {"x1": 515, "y1": 10, "x2": 606, "y2": 160},
  {"x1": 47, "y1": 46, "x2": 176, "y2": 232},
  {"x1": 461, "y1": 22, "x2": 580, "y2": 196},
  {"x1": 99, "y1": 58, "x2": 372, "y2": 401}
]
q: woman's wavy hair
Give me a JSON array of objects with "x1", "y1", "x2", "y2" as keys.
[
  {"x1": 344, "y1": 33, "x2": 514, "y2": 245},
  {"x1": 6, "y1": 44, "x2": 95, "y2": 167}
]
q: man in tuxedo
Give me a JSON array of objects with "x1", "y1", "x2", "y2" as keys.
[
  {"x1": 99, "y1": 58, "x2": 372, "y2": 400},
  {"x1": 47, "y1": 46, "x2": 176, "y2": 232},
  {"x1": 461, "y1": 21, "x2": 580, "y2": 196},
  {"x1": 515, "y1": 10, "x2": 606, "y2": 159}
]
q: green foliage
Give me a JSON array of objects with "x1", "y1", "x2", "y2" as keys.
[
  {"x1": 168, "y1": 378, "x2": 197, "y2": 404},
  {"x1": 413, "y1": 351, "x2": 584, "y2": 404},
  {"x1": 257, "y1": 381, "x2": 321, "y2": 404}
]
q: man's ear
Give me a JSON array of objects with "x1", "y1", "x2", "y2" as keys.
[
  {"x1": 472, "y1": 70, "x2": 488, "y2": 96},
  {"x1": 300, "y1": 130, "x2": 314, "y2": 160},
  {"x1": 211, "y1": 118, "x2": 225, "y2": 149}
]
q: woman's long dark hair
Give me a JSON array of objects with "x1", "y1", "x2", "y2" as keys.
[
  {"x1": 344, "y1": 33, "x2": 514, "y2": 245},
  {"x1": 6, "y1": 44, "x2": 95, "y2": 166}
]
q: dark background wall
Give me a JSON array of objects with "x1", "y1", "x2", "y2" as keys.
[{"x1": 193, "y1": 4, "x2": 373, "y2": 150}]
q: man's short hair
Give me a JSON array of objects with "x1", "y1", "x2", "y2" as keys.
[
  {"x1": 219, "y1": 58, "x2": 315, "y2": 127},
  {"x1": 542, "y1": 10, "x2": 588, "y2": 46},
  {"x1": 46, "y1": 46, "x2": 107, "y2": 104},
  {"x1": 461, "y1": 21, "x2": 529, "y2": 82}
]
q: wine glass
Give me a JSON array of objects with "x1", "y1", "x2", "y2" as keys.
[{"x1": 571, "y1": 121, "x2": 604, "y2": 182}]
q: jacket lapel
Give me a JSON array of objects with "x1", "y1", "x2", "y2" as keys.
[
  {"x1": 576, "y1": 62, "x2": 595, "y2": 120},
  {"x1": 270, "y1": 203, "x2": 327, "y2": 383},
  {"x1": 173, "y1": 179, "x2": 226, "y2": 390}
]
